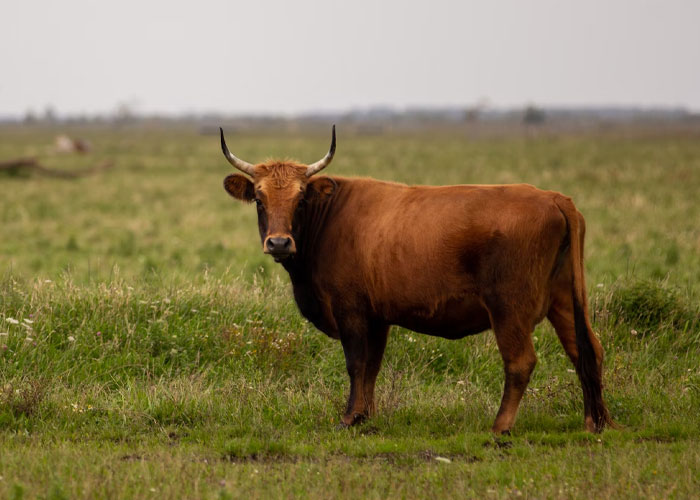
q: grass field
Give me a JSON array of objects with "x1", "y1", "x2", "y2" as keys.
[{"x1": 1, "y1": 125, "x2": 699, "y2": 498}]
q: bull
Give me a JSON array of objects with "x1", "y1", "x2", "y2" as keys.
[{"x1": 220, "y1": 126, "x2": 612, "y2": 434}]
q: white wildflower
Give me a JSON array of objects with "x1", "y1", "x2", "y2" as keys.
[
  {"x1": 23, "y1": 319, "x2": 33, "y2": 324},
  {"x1": 68, "y1": 336, "x2": 75, "y2": 342},
  {"x1": 6, "y1": 318, "x2": 19, "y2": 325},
  {"x1": 434, "y1": 456, "x2": 451, "y2": 464}
]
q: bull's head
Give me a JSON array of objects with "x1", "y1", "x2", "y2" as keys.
[{"x1": 221, "y1": 126, "x2": 336, "y2": 261}]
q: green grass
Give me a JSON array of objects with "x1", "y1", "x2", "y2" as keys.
[{"x1": 1, "y1": 125, "x2": 699, "y2": 498}]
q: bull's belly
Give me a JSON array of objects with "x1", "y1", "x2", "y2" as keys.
[{"x1": 387, "y1": 296, "x2": 492, "y2": 340}]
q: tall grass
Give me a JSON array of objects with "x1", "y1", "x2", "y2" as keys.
[{"x1": 1, "y1": 273, "x2": 698, "y2": 434}]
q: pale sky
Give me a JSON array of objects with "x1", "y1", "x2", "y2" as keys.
[{"x1": 2, "y1": 0, "x2": 699, "y2": 117}]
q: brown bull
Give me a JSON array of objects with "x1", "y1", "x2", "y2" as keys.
[{"x1": 220, "y1": 126, "x2": 613, "y2": 434}]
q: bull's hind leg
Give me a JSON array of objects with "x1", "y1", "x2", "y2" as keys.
[
  {"x1": 547, "y1": 289, "x2": 609, "y2": 432},
  {"x1": 490, "y1": 315, "x2": 537, "y2": 434}
]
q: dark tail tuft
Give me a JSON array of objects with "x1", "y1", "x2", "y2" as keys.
[{"x1": 573, "y1": 296, "x2": 614, "y2": 431}]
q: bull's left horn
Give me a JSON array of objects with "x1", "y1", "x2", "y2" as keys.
[
  {"x1": 305, "y1": 125, "x2": 336, "y2": 177},
  {"x1": 220, "y1": 127, "x2": 256, "y2": 176}
]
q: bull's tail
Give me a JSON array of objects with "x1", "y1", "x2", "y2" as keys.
[{"x1": 555, "y1": 196, "x2": 613, "y2": 432}]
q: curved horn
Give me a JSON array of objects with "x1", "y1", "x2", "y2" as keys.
[
  {"x1": 305, "y1": 125, "x2": 336, "y2": 177},
  {"x1": 220, "y1": 127, "x2": 256, "y2": 176}
]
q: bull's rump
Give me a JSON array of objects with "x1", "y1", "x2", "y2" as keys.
[{"x1": 322, "y1": 179, "x2": 569, "y2": 337}]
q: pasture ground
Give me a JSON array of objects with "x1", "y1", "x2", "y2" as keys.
[{"x1": 1, "y1": 125, "x2": 699, "y2": 498}]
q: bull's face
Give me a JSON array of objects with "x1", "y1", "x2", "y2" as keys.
[{"x1": 221, "y1": 126, "x2": 336, "y2": 261}]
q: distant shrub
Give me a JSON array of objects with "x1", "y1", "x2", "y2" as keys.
[
  {"x1": 605, "y1": 279, "x2": 698, "y2": 333},
  {"x1": 523, "y1": 105, "x2": 546, "y2": 125}
]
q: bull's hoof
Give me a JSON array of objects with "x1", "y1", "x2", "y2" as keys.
[
  {"x1": 584, "y1": 415, "x2": 608, "y2": 433},
  {"x1": 338, "y1": 412, "x2": 366, "y2": 428},
  {"x1": 490, "y1": 426, "x2": 512, "y2": 436},
  {"x1": 584, "y1": 417, "x2": 597, "y2": 433}
]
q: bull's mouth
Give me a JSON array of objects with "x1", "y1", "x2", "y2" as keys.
[{"x1": 269, "y1": 252, "x2": 294, "y2": 263}]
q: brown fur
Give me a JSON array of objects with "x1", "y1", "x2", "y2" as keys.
[
  {"x1": 256, "y1": 161, "x2": 308, "y2": 188},
  {"x1": 223, "y1": 162, "x2": 612, "y2": 433}
]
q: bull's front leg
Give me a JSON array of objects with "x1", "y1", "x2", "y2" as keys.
[
  {"x1": 362, "y1": 324, "x2": 389, "y2": 417},
  {"x1": 338, "y1": 323, "x2": 370, "y2": 427}
]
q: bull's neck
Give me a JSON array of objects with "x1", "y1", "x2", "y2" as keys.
[{"x1": 281, "y1": 178, "x2": 345, "y2": 280}]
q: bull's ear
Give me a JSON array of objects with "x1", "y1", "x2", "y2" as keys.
[
  {"x1": 223, "y1": 174, "x2": 255, "y2": 202},
  {"x1": 306, "y1": 176, "x2": 337, "y2": 201}
]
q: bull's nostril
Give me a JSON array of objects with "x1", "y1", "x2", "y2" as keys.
[{"x1": 267, "y1": 237, "x2": 292, "y2": 253}]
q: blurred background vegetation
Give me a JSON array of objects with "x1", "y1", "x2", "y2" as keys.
[{"x1": 1, "y1": 124, "x2": 698, "y2": 289}]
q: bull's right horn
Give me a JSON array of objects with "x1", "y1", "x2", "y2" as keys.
[
  {"x1": 305, "y1": 125, "x2": 336, "y2": 177},
  {"x1": 220, "y1": 127, "x2": 256, "y2": 176}
]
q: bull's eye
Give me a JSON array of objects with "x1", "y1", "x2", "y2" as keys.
[{"x1": 254, "y1": 199, "x2": 263, "y2": 206}]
